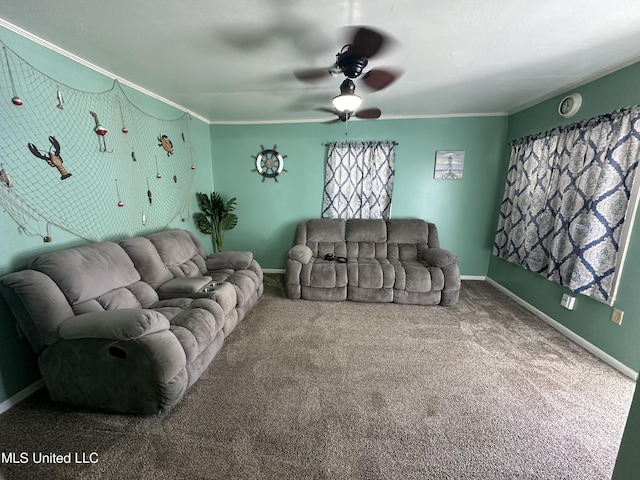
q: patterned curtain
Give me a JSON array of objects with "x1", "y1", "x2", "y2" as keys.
[
  {"x1": 493, "y1": 105, "x2": 640, "y2": 303},
  {"x1": 322, "y1": 141, "x2": 397, "y2": 219}
]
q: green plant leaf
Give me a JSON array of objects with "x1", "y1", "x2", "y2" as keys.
[
  {"x1": 197, "y1": 192, "x2": 215, "y2": 218},
  {"x1": 194, "y1": 191, "x2": 238, "y2": 251},
  {"x1": 225, "y1": 197, "x2": 237, "y2": 213},
  {"x1": 220, "y1": 213, "x2": 238, "y2": 231},
  {"x1": 193, "y1": 212, "x2": 213, "y2": 234},
  {"x1": 210, "y1": 192, "x2": 225, "y2": 216}
]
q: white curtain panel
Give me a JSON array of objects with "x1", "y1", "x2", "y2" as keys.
[
  {"x1": 493, "y1": 105, "x2": 640, "y2": 302},
  {"x1": 322, "y1": 141, "x2": 396, "y2": 220}
]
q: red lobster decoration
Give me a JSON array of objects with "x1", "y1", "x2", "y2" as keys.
[{"x1": 28, "y1": 136, "x2": 72, "y2": 180}]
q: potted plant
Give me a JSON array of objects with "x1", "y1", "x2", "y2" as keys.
[{"x1": 194, "y1": 191, "x2": 238, "y2": 252}]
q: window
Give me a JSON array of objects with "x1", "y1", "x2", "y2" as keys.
[
  {"x1": 493, "y1": 106, "x2": 640, "y2": 303},
  {"x1": 322, "y1": 141, "x2": 397, "y2": 220}
]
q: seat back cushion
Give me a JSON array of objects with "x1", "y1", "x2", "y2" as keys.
[
  {"x1": 29, "y1": 242, "x2": 157, "y2": 313},
  {"x1": 387, "y1": 219, "x2": 430, "y2": 244},
  {"x1": 145, "y1": 229, "x2": 208, "y2": 278},
  {"x1": 120, "y1": 236, "x2": 173, "y2": 289},
  {"x1": 346, "y1": 219, "x2": 388, "y2": 258},
  {"x1": 296, "y1": 219, "x2": 346, "y2": 258},
  {"x1": 387, "y1": 219, "x2": 439, "y2": 261}
]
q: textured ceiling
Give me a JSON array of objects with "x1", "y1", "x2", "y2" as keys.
[{"x1": 1, "y1": 0, "x2": 640, "y2": 123}]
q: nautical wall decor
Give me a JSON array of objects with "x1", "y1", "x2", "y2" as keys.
[
  {"x1": 0, "y1": 163, "x2": 13, "y2": 188},
  {"x1": 27, "y1": 136, "x2": 72, "y2": 180},
  {"x1": 0, "y1": 41, "x2": 198, "y2": 241},
  {"x1": 251, "y1": 145, "x2": 287, "y2": 182},
  {"x1": 158, "y1": 134, "x2": 174, "y2": 156}
]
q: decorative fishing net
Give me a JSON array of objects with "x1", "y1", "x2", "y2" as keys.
[{"x1": 0, "y1": 43, "x2": 198, "y2": 242}]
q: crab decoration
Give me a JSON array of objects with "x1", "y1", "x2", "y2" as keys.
[{"x1": 158, "y1": 135, "x2": 173, "y2": 156}]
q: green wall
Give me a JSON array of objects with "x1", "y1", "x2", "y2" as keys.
[
  {"x1": 487, "y1": 61, "x2": 640, "y2": 373},
  {"x1": 0, "y1": 26, "x2": 214, "y2": 405},
  {"x1": 1, "y1": 19, "x2": 639, "y2": 480},
  {"x1": 210, "y1": 116, "x2": 508, "y2": 273}
]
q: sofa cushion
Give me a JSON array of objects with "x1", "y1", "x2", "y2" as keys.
[
  {"x1": 120, "y1": 236, "x2": 173, "y2": 289},
  {"x1": 157, "y1": 277, "x2": 213, "y2": 294},
  {"x1": 301, "y1": 260, "x2": 348, "y2": 288},
  {"x1": 205, "y1": 251, "x2": 253, "y2": 270},
  {"x1": 347, "y1": 258, "x2": 394, "y2": 289},
  {"x1": 346, "y1": 240, "x2": 388, "y2": 259},
  {"x1": 346, "y1": 219, "x2": 387, "y2": 242},
  {"x1": 169, "y1": 309, "x2": 219, "y2": 364},
  {"x1": 387, "y1": 219, "x2": 430, "y2": 245},
  {"x1": 346, "y1": 218, "x2": 387, "y2": 259},
  {"x1": 71, "y1": 280, "x2": 160, "y2": 314},
  {"x1": 29, "y1": 242, "x2": 142, "y2": 306},
  {"x1": 392, "y1": 260, "x2": 432, "y2": 292},
  {"x1": 388, "y1": 243, "x2": 422, "y2": 261},
  {"x1": 300, "y1": 219, "x2": 347, "y2": 258},
  {"x1": 152, "y1": 298, "x2": 224, "y2": 364},
  {"x1": 145, "y1": 230, "x2": 208, "y2": 277},
  {"x1": 304, "y1": 218, "x2": 346, "y2": 243}
]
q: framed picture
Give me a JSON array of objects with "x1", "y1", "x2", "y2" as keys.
[{"x1": 434, "y1": 150, "x2": 465, "y2": 179}]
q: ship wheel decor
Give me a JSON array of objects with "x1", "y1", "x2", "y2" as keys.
[{"x1": 251, "y1": 145, "x2": 287, "y2": 182}]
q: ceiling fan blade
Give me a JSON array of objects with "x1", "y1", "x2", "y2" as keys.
[
  {"x1": 361, "y1": 68, "x2": 402, "y2": 91},
  {"x1": 294, "y1": 67, "x2": 333, "y2": 82},
  {"x1": 315, "y1": 106, "x2": 342, "y2": 123},
  {"x1": 316, "y1": 107, "x2": 338, "y2": 114},
  {"x1": 355, "y1": 108, "x2": 382, "y2": 120},
  {"x1": 346, "y1": 26, "x2": 388, "y2": 58}
]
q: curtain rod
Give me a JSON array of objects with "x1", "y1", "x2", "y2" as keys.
[{"x1": 323, "y1": 141, "x2": 399, "y2": 146}]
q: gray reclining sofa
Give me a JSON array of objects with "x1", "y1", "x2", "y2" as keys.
[
  {"x1": 0, "y1": 229, "x2": 263, "y2": 414},
  {"x1": 286, "y1": 218, "x2": 460, "y2": 305}
]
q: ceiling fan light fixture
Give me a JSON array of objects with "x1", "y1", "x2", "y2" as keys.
[{"x1": 332, "y1": 93, "x2": 362, "y2": 112}]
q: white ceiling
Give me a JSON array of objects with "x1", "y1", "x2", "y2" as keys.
[{"x1": 1, "y1": 0, "x2": 640, "y2": 124}]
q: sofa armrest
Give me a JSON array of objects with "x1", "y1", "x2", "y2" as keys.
[
  {"x1": 288, "y1": 245, "x2": 313, "y2": 264},
  {"x1": 58, "y1": 309, "x2": 170, "y2": 341},
  {"x1": 205, "y1": 251, "x2": 253, "y2": 271},
  {"x1": 157, "y1": 276, "x2": 213, "y2": 294},
  {"x1": 422, "y1": 248, "x2": 458, "y2": 268}
]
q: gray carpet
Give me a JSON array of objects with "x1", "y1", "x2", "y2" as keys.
[{"x1": 0, "y1": 277, "x2": 635, "y2": 480}]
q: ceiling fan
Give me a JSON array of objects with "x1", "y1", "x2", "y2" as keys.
[
  {"x1": 294, "y1": 26, "x2": 402, "y2": 121},
  {"x1": 317, "y1": 78, "x2": 382, "y2": 122},
  {"x1": 316, "y1": 104, "x2": 382, "y2": 123},
  {"x1": 294, "y1": 25, "x2": 401, "y2": 91}
]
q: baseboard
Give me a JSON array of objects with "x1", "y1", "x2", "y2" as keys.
[
  {"x1": 0, "y1": 379, "x2": 45, "y2": 415},
  {"x1": 263, "y1": 268, "x2": 285, "y2": 274},
  {"x1": 485, "y1": 278, "x2": 638, "y2": 380},
  {"x1": 461, "y1": 275, "x2": 487, "y2": 281}
]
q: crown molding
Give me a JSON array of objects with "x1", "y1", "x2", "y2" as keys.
[{"x1": 0, "y1": 18, "x2": 209, "y2": 123}]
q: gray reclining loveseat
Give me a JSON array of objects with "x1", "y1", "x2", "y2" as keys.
[
  {"x1": 286, "y1": 218, "x2": 460, "y2": 305},
  {"x1": 0, "y1": 229, "x2": 263, "y2": 414},
  {"x1": 121, "y1": 229, "x2": 263, "y2": 336}
]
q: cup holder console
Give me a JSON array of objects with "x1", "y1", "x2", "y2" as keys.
[{"x1": 200, "y1": 282, "x2": 217, "y2": 293}]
